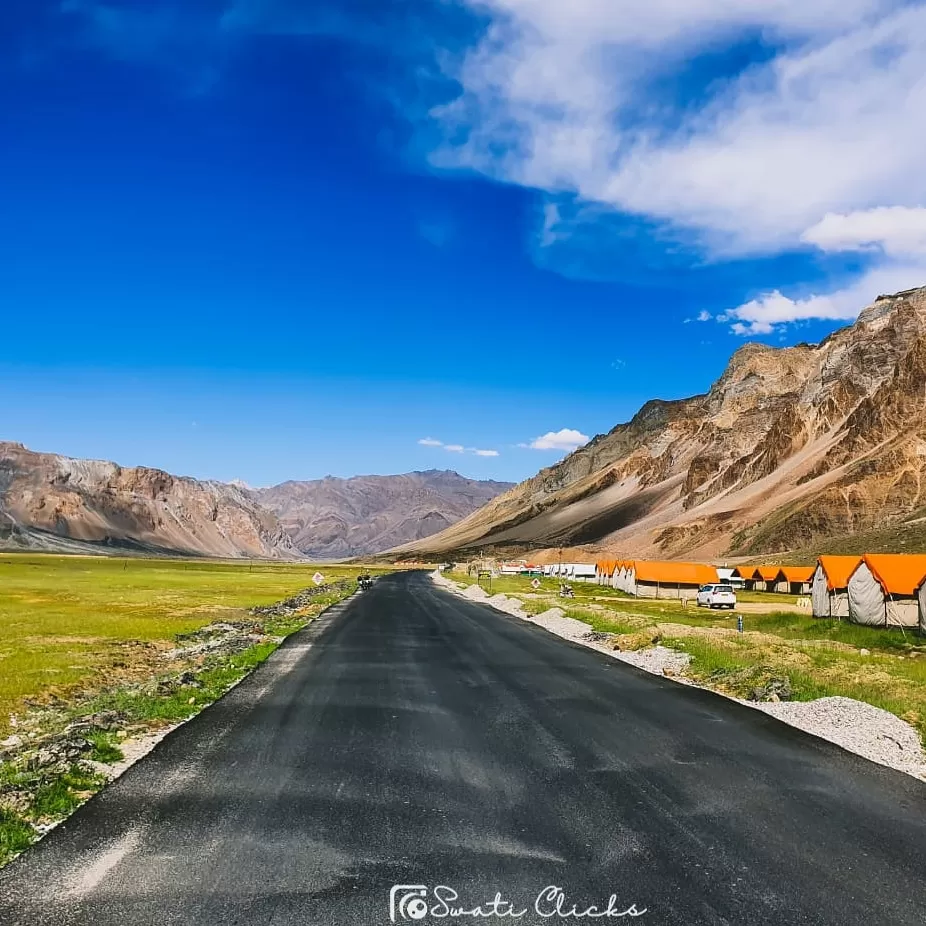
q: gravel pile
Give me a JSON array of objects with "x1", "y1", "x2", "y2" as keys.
[
  {"x1": 529, "y1": 608, "x2": 592, "y2": 640},
  {"x1": 748, "y1": 696, "x2": 926, "y2": 780},
  {"x1": 610, "y1": 645, "x2": 693, "y2": 677},
  {"x1": 462, "y1": 584, "x2": 488, "y2": 600}
]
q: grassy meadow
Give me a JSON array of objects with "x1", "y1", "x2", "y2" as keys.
[
  {"x1": 0, "y1": 555, "x2": 366, "y2": 734},
  {"x1": 0, "y1": 553, "x2": 384, "y2": 864}
]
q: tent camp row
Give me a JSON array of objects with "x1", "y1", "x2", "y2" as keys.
[
  {"x1": 595, "y1": 560, "x2": 720, "y2": 599},
  {"x1": 812, "y1": 554, "x2": 926, "y2": 632},
  {"x1": 596, "y1": 554, "x2": 926, "y2": 633},
  {"x1": 595, "y1": 559, "x2": 817, "y2": 598},
  {"x1": 733, "y1": 565, "x2": 816, "y2": 594}
]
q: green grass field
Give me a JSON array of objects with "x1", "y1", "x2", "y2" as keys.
[
  {"x1": 0, "y1": 554, "x2": 365, "y2": 733},
  {"x1": 0, "y1": 553, "x2": 385, "y2": 865}
]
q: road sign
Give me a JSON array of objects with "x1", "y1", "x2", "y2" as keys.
[
  {"x1": 531, "y1": 578, "x2": 541, "y2": 589},
  {"x1": 313, "y1": 572, "x2": 325, "y2": 586}
]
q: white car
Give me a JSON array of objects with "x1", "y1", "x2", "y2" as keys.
[{"x1": 697, "y1": 584, "x2": 737, "y2": 609}]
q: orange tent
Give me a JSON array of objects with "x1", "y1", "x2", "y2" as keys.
[
  {"x1": 816, "y1": 556, "x2": 862, "y2": 591},
  {"x1": 752, "y1": 566, "x2": 783, "y2": 583},
  {"x1": 778, "y1": 566, "x2": 815, "y2": 585},
  {"x1": 847, "y1": 554, "x2": 926, "y2": 628},
  {"x1": 855, "y1": 554, "x2": 926, "y2": 597},
  {"x1": 633, "y1": 561, "x2": 719, "y2": 586}
]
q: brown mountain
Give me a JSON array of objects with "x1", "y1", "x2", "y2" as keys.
[
  {"x1": 0, "y1": 442, "x2": 297, "y2": 558},
  {"x1": 251, "y1": 471, "x2": 514, "y2": 559},
  {"x1": 398, "y1": 285, "x2": 926, "y2": 561}
]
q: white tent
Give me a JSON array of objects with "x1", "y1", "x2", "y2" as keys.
[
  {"x1": 610, "y1": 564, "x2": 623, "y2": 590},
  {"x1": 615, "y1": 563, "x2": 634, "y2": 593},
  {"x1": 811, "y1": 556, "x2": 860, "y2": 619},
  {"x1": 846, "y1": 555, "x2": 926, "y2": 628}
]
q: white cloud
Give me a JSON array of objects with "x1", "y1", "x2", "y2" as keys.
[
  {"x1": 420, "y1": 438, "x2": 500, "y2": 456},
  {"x1": 527, "y1": 428, "x2": 590, "y2": 452},
  {"x1": 725, "y1": 208, "x2": 926, "y2": 334},
  {"x1": 802, "y1": 207, "x2": 926, "y2": 258},
  {"x1": 431, "y1": 0, "x2": 926, "y2": 326},
  {"x1": 726, "y1": 264, "x2": 926, "y2": 336},
  {"x1": 440, "y1": 1, "x2": 926, "y2": 252}
]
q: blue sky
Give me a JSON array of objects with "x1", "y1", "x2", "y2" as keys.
[{"x1": 3, "y1": 1, "x2": 926, "y2": 486}]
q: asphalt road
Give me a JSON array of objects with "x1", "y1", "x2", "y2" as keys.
[{"x1": 2, "y1": 571, "x2": 926, "y2": 926}]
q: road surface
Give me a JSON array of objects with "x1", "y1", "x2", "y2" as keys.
[{"x1": 1, "y1": 571, "x2": 925, "y2": 925}]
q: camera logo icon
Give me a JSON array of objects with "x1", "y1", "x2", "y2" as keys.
[{"x1": 389, "y1": 885, "x2": 429, "y2": 921}]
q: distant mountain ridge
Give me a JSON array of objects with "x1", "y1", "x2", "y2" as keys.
[
  {"x1": 0, "y1": 444, "x2": 511, "y2": 561},
  {"x1": 399, "y1": 286, "x2": 926, "y2": 561},
  {"x1": 0, "y1": 442, "x2": 297, "y2": 558},
  {"x1": 251, "y1": 470, "x2": 514, "y2": 559}
]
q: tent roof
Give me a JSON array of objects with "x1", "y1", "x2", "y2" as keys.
[
  {"x1": 855, "y1": 554, "x2": 926, "y2": 597},
  {"x1": 633, "y1": 561, "x2": 719, "y2": 585},
  {"x1": 778, "y1": 566, "x2": 815, "y2": 584},
  {"x1": 596, "y1": 559, "x2": 621, "y2": 576},
  {"x1": 744, "y1": 565, "x2": 782, "y2": 581},
  {"x1": 816, "y1": 556, "x2": 862, "y2": 591}
]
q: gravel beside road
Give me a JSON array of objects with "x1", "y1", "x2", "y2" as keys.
[{"x1": 748, "y1": 696, "x2": 926, "y2": 781}]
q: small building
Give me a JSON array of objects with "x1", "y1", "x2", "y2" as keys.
[
  {"x1": 567, "y1": 563, "x2": 597, "y2": 582},
  {"x1": 717, "y1": 567, "x2": 745, "y2": 590},
  {"x1": 811, "y1": 556, "x2": 861, "y2": 619},
  {"x1": 499, "y1": 561, "x2": 526, "y2": 576},
  {"x1": 847, "y1": 554, "x2": 926, "y2": 628},
  {"x1": 624, "y1": 561, "x2": 720, "y2": 599},
  {"x1": 773, "y1": 566, "x2": 815, "y2": 595},
  {"x1": 545, "y1": 563, "x2": 597, "y2": 582}
]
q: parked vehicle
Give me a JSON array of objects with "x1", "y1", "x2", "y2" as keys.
[
  {"x1": 358, "y1": 573, "x2": 374, "y2": 590},
  {"x1": 697, "y1": 583, "x2": 737, "y2": 609}
]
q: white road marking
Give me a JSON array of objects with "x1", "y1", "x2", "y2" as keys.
[
  {"x1": 274, "y1": 643, "x2": 313, "y2": 677},
  {"x1": 66, "y1": 829, "x2": 142, "y2": 898}
]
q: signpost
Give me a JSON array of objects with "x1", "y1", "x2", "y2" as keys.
[
  {"x1": 313, "y1": 572, "x2": 325, "y2": 586},
  {"x1": 477, "y1": 569, "x2": 493, "y2": 594}
]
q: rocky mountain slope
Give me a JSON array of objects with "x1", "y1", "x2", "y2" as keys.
[
  {"x1": 399, "y1": 286, "x2": 926, "y2": 560},
  {"x1": 0, "y1": 443, "x2": 298, "y2": 558},
  {"x1": 252, "y1": 471, "x2": 514, "y2": 559}
]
